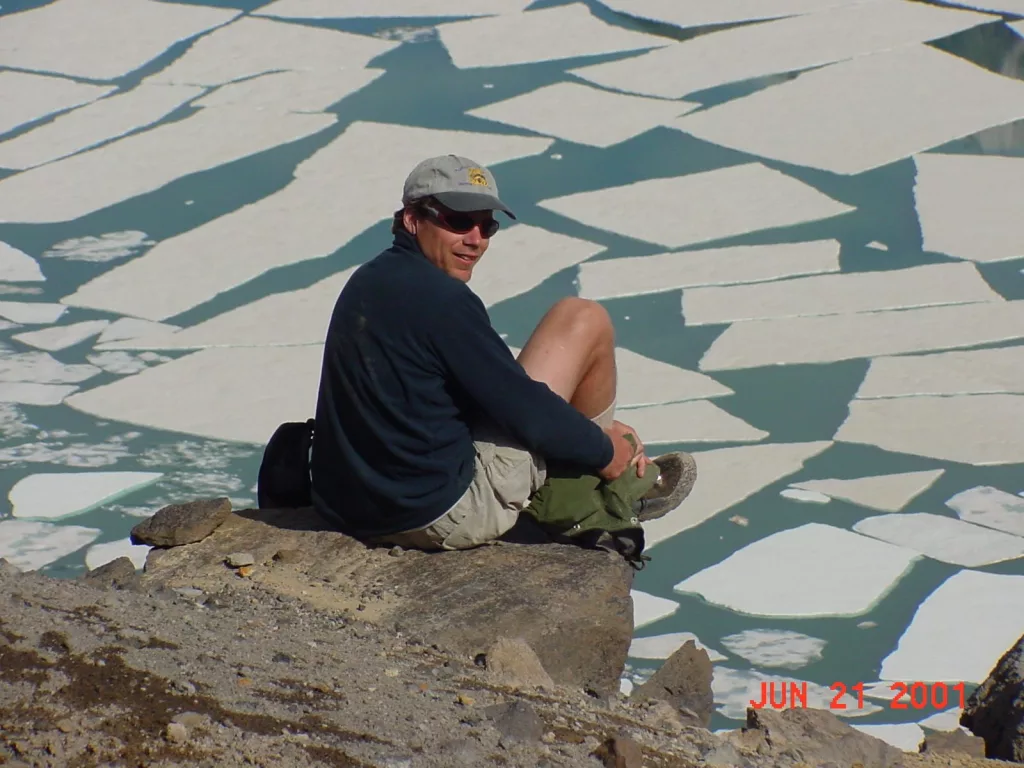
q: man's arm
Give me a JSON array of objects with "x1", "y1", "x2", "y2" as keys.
[{"x1": 428, "y1": 289, "x2": 614, "y2": 471}]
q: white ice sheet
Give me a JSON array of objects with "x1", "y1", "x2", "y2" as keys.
[
  {"x1": 790, "y1": 470, "x2": 945, "y2": 513},
  {"x1": 672, "y1": 45, "x2": 1024, "y2": 175},
  {"x1": 0, "y1": 242, "x2": 44, "y2": 282},
  {"x1": 914, "y1": 153, "x2": 1024, "y2": 263},
  {"x1": 699, "y1": 301, "x2": 1024, "y2": 371},
  {"x1": 253, "y1": 0, "x2": 532, "y2": 18},
  {"x1": 62, "y1": 122, "x2": 551, "y2": 320},
  {"x1": 0, "y1": 107, "x2": 335, "y2": 225},
  {"x1": 853, "y1": 512, "x2": 1024, "y2": 567},
  {"x1": 573, "y1": 1, "x2": 992, "y2": 99},
  {"x1": 682, "y1": 262, "x2": 1000, "y2": 326},
  {"x1": 577, "y1": 240, "x2": 841, "y2": 300},
  {"x1": 618, "y1": 400, "x2": 767, "y2": 444},
  {"x1": 0, "y1": 71, "x2": 113, "y2": 137},
  {"x1": 856, "y1": 346, "x2": 1024, "y2": 399},
  {"x1": 0, "y1": 0, "x2": 238, "y2": 80},
  {"x1": 538, "y1": 163, "x2": 853, "y2": 249},
  {"x1": 836, "y1": 394, "x2": 1024, "y2": 465}
]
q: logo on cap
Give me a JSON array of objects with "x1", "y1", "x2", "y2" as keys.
[{"x1": 467, "y1": 168, "x2": 488, "y2": 187}]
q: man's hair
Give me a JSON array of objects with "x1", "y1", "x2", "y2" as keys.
[{"x1": 392, "y1": 199, "x2": 430, "y2": 235}]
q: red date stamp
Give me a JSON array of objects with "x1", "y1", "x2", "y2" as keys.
[{"x1": 749, "y1": 681, "x2": 967, "y2": 710}]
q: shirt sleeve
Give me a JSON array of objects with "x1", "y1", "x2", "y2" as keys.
[{"x1": 428, "y1": 286, "x2": 614, "y2": 471}]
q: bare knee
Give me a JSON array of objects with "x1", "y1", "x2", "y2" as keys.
[{"x1": 547, "y1": 297, "x2": 614, "y2": 347}]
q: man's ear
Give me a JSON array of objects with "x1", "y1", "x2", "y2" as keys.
[{"x1": 402, "y1": 207, "x2": 419, "y2": 234}]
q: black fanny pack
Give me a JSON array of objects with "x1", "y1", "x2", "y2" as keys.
[{"x1": 257, "y1": 418, "x2": 315, "y2": 509}]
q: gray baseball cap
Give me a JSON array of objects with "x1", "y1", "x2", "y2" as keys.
[{"x1": 402, "y1": 155, "x2": 516, "y2": 219}]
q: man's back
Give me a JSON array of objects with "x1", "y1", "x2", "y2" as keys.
[{"x1": 310, "y1": 231, "x2": 480, "y2": 536}]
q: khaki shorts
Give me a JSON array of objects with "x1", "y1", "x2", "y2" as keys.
[{"x1": 377, "y1": 401, "x2": 615, "y2": 551}]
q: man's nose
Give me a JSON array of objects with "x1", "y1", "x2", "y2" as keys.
[{"x1": 463, "y1": 226, "x2": 483, "y2": 244}]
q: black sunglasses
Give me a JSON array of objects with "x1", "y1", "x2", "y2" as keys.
[{"x1": 420, "y1": 201, "x2": 500, "y2": 238}]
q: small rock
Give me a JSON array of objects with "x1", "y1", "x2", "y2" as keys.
[
  {"x1": 0, "y1": 557, "x2": 22, "y2": 575},
  {"x1": 226, "y1": 552, "x2": 255, "y2": 568},
  {"x1": 171, "y1": 712, "x2": 209, "y2": 729},
  {"x1": 593, "y1": 734, "x2": 643, "y2": 768},
  {"x1": 131, "y1": 498, "x2": 232, "y2": 547},
  {"x1": 236, "y1": 565, "x2": 254, "y2": 578},
  {"x1": 920, "y1": 729, "x2": 987, "y2": 758},
  {"x1": 482, "y1": 637, "x2": 555, "y2": 689},
  {"x1": 164, "y1": 722, "x2": 188, "y2": 744},
  {"x1": 632, "y1": 640, "x2": 713, "y2": 727},
  {"x1": 273, "y1": 549, "x2": 302, "y2": 563},
  {"x1": 272, "y1": 652, "x2": 293, "y2": 664},
  {"x1": 456, "y1": 693, "x2": 475, "y2": 706},
  {"x1": 171, "y1": 680, "x2": 197, "y2": 696},
  {"x1": 484, "y1": 701, "x2": 544, "y2": 744},
  {"x1": 389, "y1": 546, "x2": 404, "y2": 557},
  {"x1": 81, "y1": 557, "x2": 140, "y2": 591}
]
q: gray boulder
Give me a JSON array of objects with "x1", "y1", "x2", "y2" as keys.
[
  {"x1": 962, "y1": 632, "x2": 1024, "y2": 761},
  {"x1": 139, "y1": 505, "x2": 635, "y2": 695},
  {"x1": 631, "y1": 639, "x2": 714, "y2": 727},
  {"x1": 131, "y1": 498, "x2": 232, "y2": 547}
]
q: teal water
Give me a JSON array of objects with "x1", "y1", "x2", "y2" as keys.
[{"x1": 1, "y1": 0, "x2": 1023, "y2": 735}]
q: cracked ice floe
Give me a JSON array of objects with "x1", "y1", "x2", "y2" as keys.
[
  {"x1": 0, "y1": 84, "x2": 205, "y2": 171},
  {"x1": 13, "y1": 320, "x2": 110, "y2": 352},
  {"x1": 719, "y1": 629, "x2": 825, "y2": 670},
  {"x1": 86, "y1": 351, "x2": 171, "y2": 375},
  {"x1": 0, "y1": 404, "x2": 36, "y2": 439},
  {"x1": 946, "y1": 486, "x2": 1024, "y2": 537},
  {"x1": 631, "y1": 590, "x2": 679, "y2": 629},
  {"x1": 789, "y1": 470, "x2": 945, "y2": 513},
  {"x1": 614, "y1": 348, "x2": 732, "y2": 408},
  {"x1": 573, "y1": 1, "x2": 992, "y2": 100},
  {"x1": 0, "y1": 302, "x2": 66, "y2": 325},
  {"x1": 880, "y1": 570, "x2": 1024, "y2": 684},
  {"x1": 62, "y1": 122, "x2": 552, "y2": 321},
  {"x1": 0, "y1": 346, "x2": 99, "y2": 385},
  {"x1": 851, "y1": 724, "x2": 924, "y2": 752},
  {"x1": 85, "y1": 538, "x2": 151, "y2": 571},
  {"x1": 97, "y1": 268, "x2": 357, "y2": 351},
  {"x1": 712, "y1": 667, "x2": 880, "y2": 721},
  {"x1": 643, "y1": 441, "x2": 831, "y2": 550},
  {"x1": 148, "y1": 16, "x2": 397, "y2": 87},
  {"x1": 0, "y1": 71, "x2": 114, "y2": 138},
  {"x1": 0, "y1": 242, "x2": 44, "y2": 283},
  {"x1": 0, "y1": 107, "x2": 335, "y2": 225},
  {"x1": 617, "y1": 400, "x2": 767, "y2": 445},
  {"x1": 576, "y1": 240, "x2": 841, "y2": 301},
  {"x1": 43, "y1": 231, "x2": 154, "y2": 263},
  {"x1": 9, "y1": 471, "x2": 162, "y2": 521},
  {"x1": 468, "y1": 225, "x2": 605, "y2": 307},
  {"x1": 0, "y1": 383, "x2": 79, "y2": 406},
  {"x1": 66, "y1": 346, "x2": 323, "y2": 444},
  {"x1": 629, "y1": 632, "x2": 726, "y2": 662},
  {"x1": 96, "y1": 318, "x2": 180, "y2": 345},
  {"x1": 918, "y1": 708, "x2": 966, "y2": 731},
  {"x1": 948, "y1": 0, "x2": 1024, "y2": 14},
  {"x1": 0, "y1": 520, "x2": 100, "y2": 571},
  {"x1": 0, "y1": 0, "x2": 238, "y2": 81},
  {"x1": 468, "y1": 82, "x2": 696, "y2": 148},
  {"x1": 674, "y1": 523, "x2": 920, "y2": 618},
  {"x1": 836, "y1": 394, "x2": 1024, "y2": 465},
  {"x1": 681, "y1": 262, "x2": 1001, "y2": 326},
  {"x1": 672, "y1": 45, "x2": 1024, "y2": 176},
  {"x1": 194, "y1": 69, "x2": 383, "y2": 113},
  {"x1": 0, "y1": 433, "x2": 139, "y2": 468},
  {"x1": 436, "y1": 4, "x2": 669, "y2": 69},
  {"x1": 857, "y1": 347, "x2": 1024, "y2": 400},
  {"x1": 254, "y1": 0, "x2": 532, "y2": 18},
  {"x1": 914, "y1": 154, "x2": 1024, "y2": 263},
  {"x1": 593, "y1": 0, "x2": 877, "y2": 31},
  {"x1": 779, "y1": 488, "x2": 830, "y2": 504},
  {"x1": 853, "y1": 513, "x2": 1024, "y2": 568},
  {"x1": 698, "y1": 301, "x2": 1024, "y2": 371},
  {"x1": 537, "y1": 163, "x2": 853, "y2": 250}
]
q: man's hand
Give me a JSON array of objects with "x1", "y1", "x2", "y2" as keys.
[{"x1": 599, "y1": 420, "x2": 654, "y2": 482}]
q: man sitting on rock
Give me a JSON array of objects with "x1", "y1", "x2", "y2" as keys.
[{"x1": 309, "y1": 155, "x2": 695, "y2": 556}]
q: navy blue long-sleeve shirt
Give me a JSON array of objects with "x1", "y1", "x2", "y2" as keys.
[{"x1": 310, "y1": 230, "x2": 615, "y2": 537}]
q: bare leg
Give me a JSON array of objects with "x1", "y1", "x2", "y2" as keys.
[{"x1": 516, "y1": 297, "x2": 616, "y2": 421}]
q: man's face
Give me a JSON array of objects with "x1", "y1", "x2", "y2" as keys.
[{"x1": 403, "y1": 200, "x2": 498, "y2": 283}]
